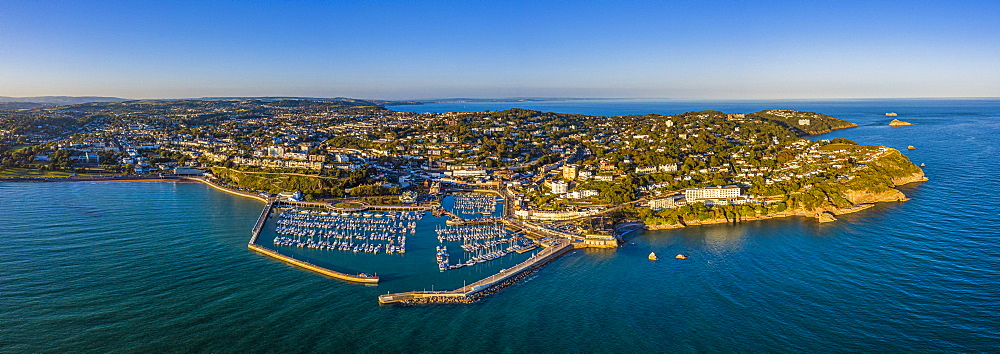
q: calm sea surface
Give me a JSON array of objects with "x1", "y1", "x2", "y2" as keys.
[{"x1": 2, "y1": 99, "x2": 999, "y2": 352}]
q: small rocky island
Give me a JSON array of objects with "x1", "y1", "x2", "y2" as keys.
[{"x1": 889, "y1": 119, "x2": 913, "y2": 127}]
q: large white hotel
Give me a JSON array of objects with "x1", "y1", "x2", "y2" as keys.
[{"x1": 684, "y1": 185, "x2": 742, "y2": 201}]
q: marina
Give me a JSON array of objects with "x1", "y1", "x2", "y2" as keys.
[
  {"x1": 433, "y1": 224, "x2": 535, "y2": 271},
  {"x1": 272, "y1": 208, "x2": 419, "y2": 255},
  {"x1": 240, "y1": 191, "x2": 568, "y2": 301},
  {"x1": 450, "y1": 193, "x2": 502, "y2": 217},
  {"x1": 246, "y1": 201, "x2": 381, "y2": 283}
]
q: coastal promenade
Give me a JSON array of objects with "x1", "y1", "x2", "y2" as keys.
[
  {"x1": 180, "y1": 177, "x2": 271, "y2": 203},
  {"x1": 378, "y1": 238, "x2": 572, "y2": 304}
]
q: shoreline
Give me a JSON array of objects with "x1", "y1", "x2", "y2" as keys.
[
  {"x1": 180, "y1": 177, "x2": 270, "y2": 203},
  {"x1": 644, "y1": 203, "x2": 881, "y2": 230}
]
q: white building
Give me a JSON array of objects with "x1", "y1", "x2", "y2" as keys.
[
  {"x1": 647, "y1": 197, "x2": 681, "y2": 210},
  {"x1": 266, "y1": 146, "x2": 285, "y2": 158},
  {"x1": 635, "y1": 166, "x2": 658, "y2": 174},
  {"x1": 547, "y1": 180, "x2": 569, "y2": 194},
  {"x1": 285, "y1": 152, "x2": 309, "y2": 161},
  {"x1": 515, "y1": 209, "x2": 590, "y2": 221},
  {"x1": 562, "y1": 164, "x2": 579, "y2": 180},
  {"x1": 278, "y1": 191, "x2": 304, "y2": 202},
  {"x1": 658, "y1": 163, "x2": 678, "y2": 172},
  {"x1": 565, "y1": 189, "x2": 599, "y2": 199},
  {"x1": 684, "y1": 185, "x2": 742, "y2": 201},
  {"x1": 174, "y1": 167, "x2": 205, "y2": 175},
  {"x1": 447, "y1": 169, "x2": 487, "y2": 178},
  {"x1": 592, "y1": 175, "x2": 614, "y2": 182}
]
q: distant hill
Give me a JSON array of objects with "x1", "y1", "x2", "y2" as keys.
[
  {"x1": 420, "y1": 97, "x2": 600, "y2": 103},
  {"x1": 0, "y1": 96, "x2": 126, "y2": 105},
  {"x1": 194, "y1": 96, "x2": 419, "y2": 107},
  {"x1": 0, "y1": 102, "x2": 51, "y2": 111}
]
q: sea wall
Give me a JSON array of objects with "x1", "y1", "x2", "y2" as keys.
[
  {"x1": 248, "y1": 244, "x2": 379, "y2": 284},
  {"x1": 181, "y1": 177, "x2": 270, "y2": 203}
]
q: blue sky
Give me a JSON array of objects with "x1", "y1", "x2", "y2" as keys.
[{"x1": 1, "y1": 0, "x2": 998, "y2": 99}]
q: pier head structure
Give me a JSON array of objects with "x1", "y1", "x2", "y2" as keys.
[{"x1": 379, "y1": 238, "x2": 572, "y2": 304}]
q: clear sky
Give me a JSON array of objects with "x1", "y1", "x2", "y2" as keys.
[{"x1": 1, "y1": 0, "x2": 999, "y2": 100}]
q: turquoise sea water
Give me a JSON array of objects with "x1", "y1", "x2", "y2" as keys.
[{"x1": 2, "y1": 99, "x2": 999, "y2": 351}]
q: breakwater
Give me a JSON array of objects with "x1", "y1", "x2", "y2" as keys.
[
  {"x1": 247, "y1": 244, "x2": 379, "y2": 284},
  {"x1": 378, "y1": 239, "x2": 572, "y2": 304},
  {"x1": 245, "y1": 200, "x2": 380, "y2": 284}
]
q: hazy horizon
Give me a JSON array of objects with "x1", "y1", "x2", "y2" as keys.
[
  {"x1": 2, "y1": 1, "x2": 999, "y2": 100},
  {"x1": 4, "y1": 95, "x2": 1000, "y2": 102}
]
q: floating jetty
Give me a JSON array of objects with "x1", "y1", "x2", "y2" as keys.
[
  {"x1": 451, "y1": 193, "x2": 501, "y2": 216},
  {"x1": 433, "y1": 224, "x2": 534, "y2": 271},
  {"x1": 445, "y1": 217, "x2": 505, "y2": 226},
  {"x1": 378, "y1": 239, "x2": 572, "y2": 304}
]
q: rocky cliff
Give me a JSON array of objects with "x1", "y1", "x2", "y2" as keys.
[
  {"x1": 843, "y1": 188, "x2": 908, "y2": 204},
  {"x1": 891, "y1": 171, "x2": 929, "y2": 186},
  {"x1": 840, "y1": 149, "x2": 926, "y2": 204}
]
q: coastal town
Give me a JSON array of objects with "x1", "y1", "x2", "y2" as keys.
[
  {"x1": 0, "y1": 98, "x2": 927, "y2": 303},
  {"x1": 0, "y1": 98, "x2": 924, "y2": 229}
]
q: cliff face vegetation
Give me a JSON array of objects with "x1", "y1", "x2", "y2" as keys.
[
  {"x1": 209, "y1": 166, "x2": 390, "y2": 198},
  {"x1": 838, "y1": 150, "x2": 926, "y2": 204},
  {"x1": 846, "y1": 149, "x2": 925, "y2": 188},
  {"x1": 784, "y1": 148, "x2": 925, "y2": 211}
]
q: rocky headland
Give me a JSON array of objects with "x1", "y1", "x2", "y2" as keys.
[{"x1": 644, "y1": 148, "x2": 927, "y2": 230}]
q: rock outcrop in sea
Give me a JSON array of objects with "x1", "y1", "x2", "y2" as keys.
[{"x1": 889, "y1": 119, "x2": 913, "y2": 127}]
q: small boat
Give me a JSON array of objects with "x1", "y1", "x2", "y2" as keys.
[
  {"x1": 675, "y1": 254, "x2": 688, "y2": 260},
  {"x1": 648, "y1": 252, "x2": 658, "y2": 261},
  {"x1": 907, "y1": 145, "x2": 916, "y2": 150},
  {"x1": 920, "y1": 163, "x2": 926, "y2": 167}
]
